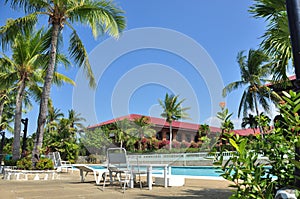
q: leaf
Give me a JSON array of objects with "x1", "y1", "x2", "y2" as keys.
[
  {"x1": 229, "y1": 138, "x2": 240, "y2": 153},
  {"x1": 290, "y1": 159, "x2": 300, "y2": 169}
]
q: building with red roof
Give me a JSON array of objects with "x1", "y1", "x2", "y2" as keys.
[{"x1": 88, "y1": 114, "x2": 259, "y2": 143}]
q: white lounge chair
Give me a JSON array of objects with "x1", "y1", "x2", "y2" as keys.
[
  {"x1": 47, "y1": 152, "x2": 73, "y2": 172},
  {"x1": 73, "y1": 164, "x2": 108, "y2": 185}
]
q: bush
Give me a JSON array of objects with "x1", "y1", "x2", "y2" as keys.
[
  {"x1": 16, "y1": 158, "x2": 33, "y2": 170},
  {"x1": 35, "y1": 158, "x2": 54, "y2": 170},
  {"x1": 4, "y1": 159, "x2": 17, "y2": 166}
]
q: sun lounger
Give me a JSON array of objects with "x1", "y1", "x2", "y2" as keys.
[{"x1": 73, "y1": 164, "x2": 108, "y2": 185}]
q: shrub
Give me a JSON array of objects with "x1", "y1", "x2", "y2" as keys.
[
  {"x1": 171, "y1": 140, "x2": 181, "y2": 149},
  {"x1": 16, "y1": 158, "x2": 33, "y2": 170},
  {"x1": 180, "y1": 141, "x2": 190, "y2": 148},
  {"x1": 4, "y1": 159, "x2": 17, "y2": 166},
  {"x1": 189, "y1": 141, "x2": 199, "y2": 148},
  {"x1": 150, "y1": 139, "x2": 159, "y2": 150},
  {"x1": 185, "y1": 148, "x2": 200, "y2": 153},
  {"x1": 35, "y1": 158, "x2": 54, "y2": 170},
  {"x1": 215, "y1": 91, "x2": 300, "y2": 198},
  {"x1": 159, "y1": 140, "x2": 170, "y2": 149}
]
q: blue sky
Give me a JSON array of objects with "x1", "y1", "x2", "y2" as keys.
[{"x1": 1, "y1": 1, "x2": 271, "y2": 135}]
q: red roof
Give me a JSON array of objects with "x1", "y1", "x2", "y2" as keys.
[{"x1": 88, "y1": 114, "x2": 258, "y2": 136}]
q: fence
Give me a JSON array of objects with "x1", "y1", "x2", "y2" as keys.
[{"x1": 127, "y1": 151, "x2": 236, "y2": 166}]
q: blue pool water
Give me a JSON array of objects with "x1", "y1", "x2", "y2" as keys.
[
  {"x1": 90, "y1": 165, "x2": 223, "y2": 177},
  {"x1": 171, "y1": 166, "x2": 223, "y2": 177}
]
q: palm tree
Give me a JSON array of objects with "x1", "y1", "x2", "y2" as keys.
[
  {"x1": 241, "y1": 114, "x2": 258, "y2": 134},
  {"x1": 112, "y1": 119, "x2": 132, "y2": 149},
  {"x1": 223, "y1": 49, "x2": 281, "y2": 118},
  {"x1": 249, "y1": 0, "x2": 291, "y2": 81},
  {"x1": 1, "y1": 0, "x2": 126, "y2": 160},
  {"x1": 159, "y1": 93, "x2": 190, "y2": 150},
  {"x1": 67, "y1": 109, "x2": 86, "y2": 130},
  {"x1": 0, "y1": 28, "x2": 74, "y2": 160},
  {"x1": 198, "y1": 124, "x2": 210, "y2": 137},
  {"x1": 131, "y1": 116, "x2": 156, "y2": 151},
  {"x1": 46, "y1": 105, "x2": 64, "y2": 134}
]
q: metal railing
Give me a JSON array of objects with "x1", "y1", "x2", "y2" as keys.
[{"x1": 127, "y1": 151, "x2": 240, "y2": 166}]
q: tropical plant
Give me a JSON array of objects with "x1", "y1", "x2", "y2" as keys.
[
  {"x1": 216, "y1": 103, "x2": 234, "y2": 149},
  {"x1": 249, "y1": 0, "x2": 291, "y2": 81},
  {"x1": 223, "y1": 49, "x2": 281, "y2": 119},
  {"x1": 216, "y1": 90, "x2": 300, "y2": 197},
  {"x1": 220, "y1": 134, "x2": 274, "y2": 199},
  {"x1": 198, "y1": 124, "x2": 210, "y2": 138},
  {"x1": 130, "y1": 116, "x2": 156, "y2": 150},
  {"x1": 44, "y1": 117, "x2": 79, "y2": 163},
  {"x1": 255, "y1": 113, "x2": 271, "y2": 135},
  {"x1": 46, "y1": 105, "x2": 64, "y2": 134},
  {"x1": 0, "y1": 27, "x2": 74, "y2": 160},
  {"x1": 241, "y1": 114, "x2": 258, "y2": 133},
  {"x1": 35, "y1": 157, "x2": 54, "y2": 170},
  {"x1": 16, "y1": 157, "x2": 34, "y2": 170},
  {"x1": 159, "y1": 93, "x2": 190, "y2": 149},
  {"x1": 67, "y1": 109, "x2": 86, "y2": 131},
  {"x1": 80, "y1": 128, "x2": 112, "y2": 156},
  {"x1": 217, "y1": 103, "x2": 234, "y2": 132},
  {"x1": 1, "y1": 0, "x2": 126, "y2": 161},
  {"x1": 111, "y1": 119, "x2": 133, "y2": 149}
]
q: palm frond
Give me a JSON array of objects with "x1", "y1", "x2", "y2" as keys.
[
  {"x1": 0, "y1": 14, "x2": 38, "y2": 50},
  {"x1": 52, "y1": 72, "x2": 75, "y2": 87},
  {"x1": 222, "y1": 81, "x2": 246, "y2": 97},
  {"x1": 67, "y1": 0, "x2": 126, "y2": 39},
  {"x1": 5, "y1": 0, "x2": 48, "y2": 13},
  {"x1": 68, "y1": 29, "x2": 95, "y2": 88}
]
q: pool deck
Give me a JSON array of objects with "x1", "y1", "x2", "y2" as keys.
[{"x1": 0, "y1": 170, "x2": 234, "y2": 199}]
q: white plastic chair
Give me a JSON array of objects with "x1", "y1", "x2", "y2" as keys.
[{"x1": 103, "y1": 148, "x2": 132, "y2": 192}]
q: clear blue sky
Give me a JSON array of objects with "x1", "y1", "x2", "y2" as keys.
[{"x1": 0, "y1": 1, "x2": 269, "y2": 136}]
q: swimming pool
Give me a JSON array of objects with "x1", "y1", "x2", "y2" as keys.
[
  {"x1": 171, "y1": 166, "x2": 223, "y2": 177},
  {"x1": 89, "y1": 165, "x2": 223, "y2": 178}
]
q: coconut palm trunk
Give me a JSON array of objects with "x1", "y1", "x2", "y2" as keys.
[
  {"x1": 169, "y1": 122, "x2": 173, "y2": 150},
  {"x1": 253, "y1": 92, "x2": 265, "y2": 138},
  {"x1": 33, "y1": 24, "x2": 60, "y2": 161},
  {"x1": 0, "y1": 98, "x2": 5, "y2": 124},
  {"x1": 12, "y1": 78, "x2": 26, "y2": 160}
]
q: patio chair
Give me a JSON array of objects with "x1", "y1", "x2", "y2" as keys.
[
  {"x1": 103, "y1": 148, "x2": 132, "y2": 192},
  {"x1": 47, "y1": 152, "x2": 73, "y2": 172}
]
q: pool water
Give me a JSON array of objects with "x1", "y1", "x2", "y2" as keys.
[
  {"x1": 171, "y1": 166, "x2": 223, "y2": 177},
  {"x1": 90, "y1": 165, "x2": 223, "y2": 177}
]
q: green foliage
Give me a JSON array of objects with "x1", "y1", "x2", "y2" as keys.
[
  {"x1": 44, "y1": 111, "x2": 82, "y2": 163},
  {"x1": 220, "y1": 135, "x2": 274, "y2": 199},
  {"x1": 216, "y1": 90, "x2": 300, "y2": 198},
  {"x1": 35, "y1": 157, "x2": 54, "y2": 170},
  {"x1": 4, "y1": 159, "x2": 17, "y2": 166},
  {"x1": 16, "y1": 158, "x2": 33, "y2": 170},
  {"x1": 249, "y1": 0, "x2": 291, "y2": 81},
  {"x1": 80, "y1": 128, "x2": 111, "y2": 155}
]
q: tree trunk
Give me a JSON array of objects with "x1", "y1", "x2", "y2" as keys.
[
  {"x1": 0, "y1": 132, "x2": 5, "y2": 164},
  {"x1": 0, "y1": 97, "x2": 5, "y2": 124},
  {"x1": 169, "y1": 122, "x2": 172, "y2": 150},
  {"x1": 12, "y1": 79, "x2": 26, "y2": 160},
  {"x1": 32, "y1": 23, "x2": 60, "y2": 163},
  {"x1": 254, "y1": 94, "x2": 264, "y2": 138}
]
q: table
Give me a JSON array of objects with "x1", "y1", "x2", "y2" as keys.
[{"x1": 130, "y1": 164, "x2": 169, "y2": 190}]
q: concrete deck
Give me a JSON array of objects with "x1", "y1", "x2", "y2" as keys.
[{"x1": 0, "y1": 171, "x2": 233, "y2": 199}]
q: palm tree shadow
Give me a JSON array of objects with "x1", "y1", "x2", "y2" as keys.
[{"x1": 139, "y1": 188, "x2": 232, "y2": 199}]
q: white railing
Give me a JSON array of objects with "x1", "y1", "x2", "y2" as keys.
[{"x1": 127, "y1": 151, "x2": 239, "y2": 166}]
